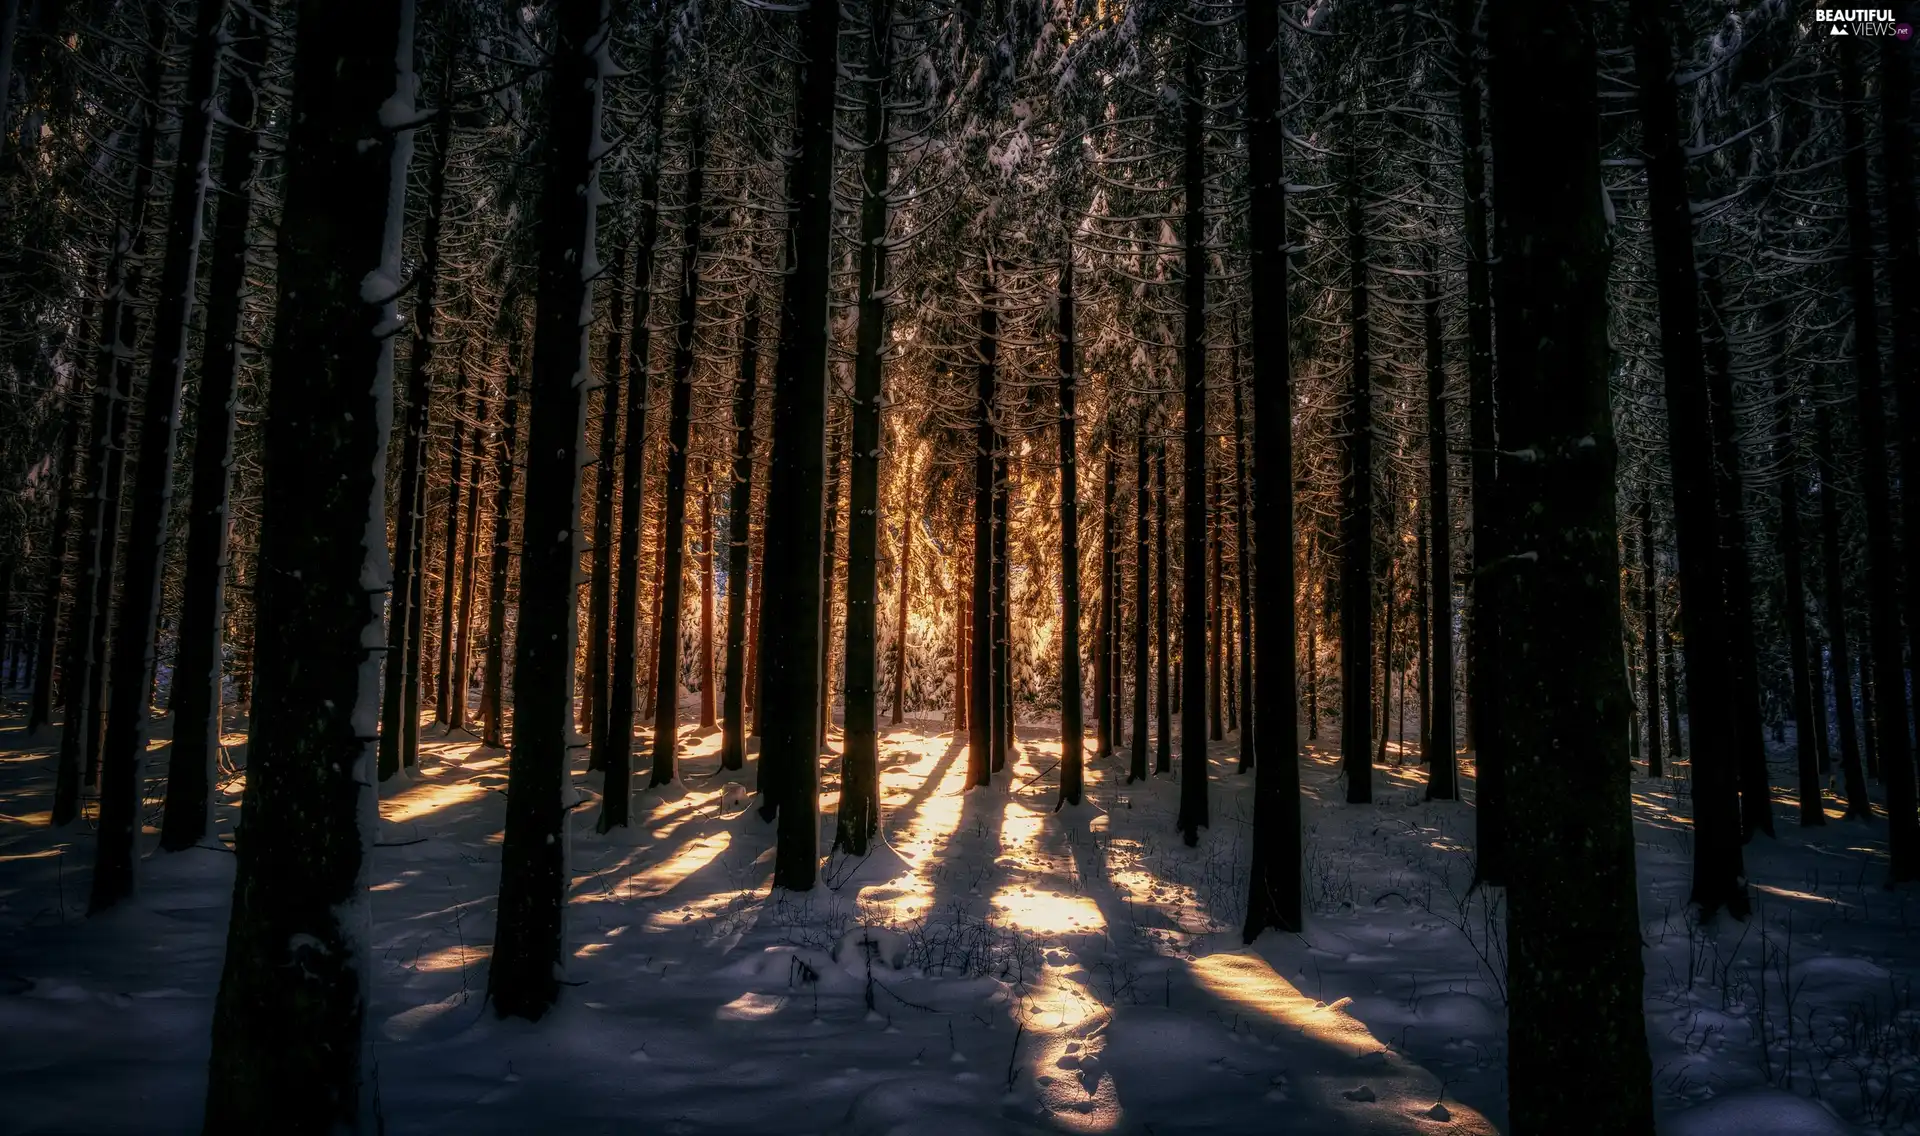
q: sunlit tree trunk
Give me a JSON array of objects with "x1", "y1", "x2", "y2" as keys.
[
  {"x1": 1130, "y1": 418, "x2": 1149, "y2": 784},
  {"x1": 968, "y1": 283, "x2": 997, "y2": 788}
]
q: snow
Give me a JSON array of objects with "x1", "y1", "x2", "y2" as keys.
[{"x1": 0, "y1": 704, "x2": 1908, "y2": 1133}]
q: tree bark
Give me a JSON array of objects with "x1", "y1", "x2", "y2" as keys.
[
  {"x1": 1636, "y1": 496, "x2": 1665, "y2": 778},
  {"x1": 757, "y1": 0, "x2": 840, "y2": 891},
  {"x1": 649, "y1": 108, "x2": 706, "y2": 787},
  {"x1": 434, "y1": 364, "x2": 472, "y2": 725},
  {"x1": 968, "y1": 285, "x2": 997, "y2": 788},
  {"x1": 1840, "y1": 35, "x2": 1916, "y2": 878},
  {"x1": 1629, "y1": 0, "x2": 1747, "y2": 916},
  {"x1": 202, "y1": 0, "x2": 414, "y2": 1120},
  {"x1": 482, "y1": 356, "x2": 521, "y2": 750},
  {"x1": 52, "y1": 6, "x2": 166, "y2": 826},
  {"x1": 837, "y1": 0, "x2": 892, "y2": 849},
  {"x1": 1814, "y1": 399, "x2": 1869, "y2": 817},
  {"x1": 720, "y1": 286, "x2": 760, "y2": 771},
  {"x1": 1487, "y1": 2, "x2": 1655, "y2": 1127},
  {"x1": 165, "y1": 0, "x2": 272, "y2": 843},
  {"x1": 488, "y1": 0, "x2": 609, "y2": 1021},
  {"x1": 1177, "y1": 23, "x2": 1208, "y2": 843},
  {"x1": 1057, "y1": 253, "x2": 1085, "y2": 807},
  {"x1": 585, "y1": 241, "x2": 628, "y2": 752},
  {"x1": 699, "y1": 469, "x2": 716, "y2": 729},
  {"x1": 1339, "y1": 110, "x2": 1374, "y2": 806},
  {"x1": 1130, "y1": 417, "x2": 1149, "y2": 784},
  {"x1": 1423, "y1": 255, "x2": 1456, "y2": 798},
  {"x1": 889, "y1": 453, "x2": 913, "y2": 727},
  {"x1": 1154, "y1": 438, "x2": 1170, "y2": 777}
]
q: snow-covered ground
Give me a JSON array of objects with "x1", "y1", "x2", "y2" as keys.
[{"x1": 0, "y1": 702, "x2": 1906, "y2": 1134}]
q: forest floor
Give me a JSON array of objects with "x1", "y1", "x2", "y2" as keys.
[{"x1": 0, "y1": 701, "x2": 1909, "y2": 1134}]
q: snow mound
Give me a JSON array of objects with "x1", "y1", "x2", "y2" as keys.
[{"x1": 1659, "y1": 1090, "x2": 1853, "y2": 1136}]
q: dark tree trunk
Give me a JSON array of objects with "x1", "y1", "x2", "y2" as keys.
[
  {"x1": 1210, "y1": 468, "x2": 1224, "y2": 743},
  {"x1": 28, "y1": 397, "x2": 82, "y2": 735},
  {"x1": 1096, "y1": 441, "x2": 1113, "y2": 757},
  {"x1": 699, "y1": 471, "x2": 716, "y2": 729},
  {"x1": 1455, "y1": 0, "x2": 1502, "y2": 883},
  {"x1": 585, "y1": 241, "x2": 628, "y2": 753},
  {"x1": 649, "y1": 109, "x2": 706, "y2": 787},
  {"x1": 1423, "y1": 256, "x2": 1456, "y2": 799},
  {"x1": 594, "y1": 19, "x2": 665, "y2": 815},
  {"x1": 482, "y1": 360, "x2": 521, "y2": 750},
  {"x1": 52, "y1": 7, "x2": 165, "y2": 826},
  {"x1": 451, "y1": 405, "x2": 483, "y2": 731},
  {"x1": 1154, "y1": 440, "x2": 1171, "y2": 777},
  {"x1": 1699, "y1": 263, "x2": 1772, "y2": 841},
  {"x1": 1768, "y1": 310, "x2": 1820, "y2": 826},
  {"x1": 1487, "y1": 2, "x2": 1655, "y2": 1128},
  {"x1": 201, "y1": 0, "x2": 413, "y2": 1120},
  {"x1": 720, "y1": 287, "x2": 760, "y2": 771},
  {"x1": 1376, "y1": 479, "x2": 1395, "y2": 770},
  {"x1": 1814, "y1": 399, "x2": 1869, "y2": 816},
  {"x1": 820, "y1": 408, "x2": 846, "y2": 743},
  {"x1": 968, "y1": 286, "x2": 997, "y2": 788},
  {"x1": 96, "y1": 0, "x2": 234, "y2": 900},
  {"x1": 889, "y1": 458, "x2": 913, "y2": 727},
  {"x1": 1241, "y1": 0, "x2": 1301, "y2": 937},
  {"x1": 837, "y1": 1, "x2": 891, "y2": 850},
  {"x1": 1880, "y1": 5, "x2": 1920, "y2": 768},
  {"x1": 756, "y1": 0, "x2": 840, "y2": 890},
  {"x1": 599, "y1": 22, "x2": 668, "y2": 805},
  {"x1": 1630, "y1": 0, "x2": 1747, "y2": 916},
  {"x1": 1636, "y1": 497, "x2": 1665, "y2": 778},
  {"x1": 1339, "y1": 115, "x2": 1374, "y2": 806},
  {"x1": 993, "y1": 442, "x2": 1011, "y2": 764},
  {"x1": 1663, "y1": 590, "x2": 1684, "y2": 764},
  {"x1": 1130, "y1": 418, "x2": 1149, "y2": 784},
  {"x1": 1177, "y1": 23, "x2": 1208, "y2": 845},
  {"x1": 379, "y1": 46, "x2": 454, "y2": 777},
  {"x1": 1230, "y1": 338, "x2": 1253, "y2": 770},
  {"x1": 1058, "y1": 253, "x2": 1085, "y2": 808},
  {"x1": 164, "y1": 0, "x2": 271, "y2": 846},
  {"x1": 488, "y1": 0, "x2": 609, "y2": 1022},
  {"x1": 435, "y1": 364, "x2": 472, "y2": 726},
  {"x1": 1840, "y1": 36, "x2": 1917, "y2": 878},
  {"x1": 1106, "y1": 442, "x2": 1122, "y2": 754}
]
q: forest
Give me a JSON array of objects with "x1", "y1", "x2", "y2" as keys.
[{"x1": 0, "y1": 0, "x2": 1916, "y2": 1132}]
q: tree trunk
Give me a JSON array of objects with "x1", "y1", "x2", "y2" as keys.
[
  {"x1": 650, "y1": 109, "x2": 707, "y2": 786},
  {"x1": 1487, "y1": 2, "x2": 1655, "y2": 1127},
  {"x1": 435, "y1": 364, "x2": 472, "y2": 726},
  {"x1": 96, "y1": 0, "x2": 233, "y2": 899},
  {"x1": 1057, "y1": 254, "x2": 1085, "y2": 807},
  {"x1": 889, "y1": 454, "x2": 913, "y2": 727},
  {"x1": 1130, "y1": 418, "x2": 1149, "y2": 784},
  {"x1": 1176, "y1": 22, "x2": 1208, "y2": 844},
  {"x1": 1376, "y1": 480, "x2": 1395, "y2": 770},
  {"x1": 1879, "y1": 5, "x2": 1920, "y2": 775},
  {"x1": 482, "y1": 358, "x2": 521, "y2": 750},
  {"x1": 1339, "y1": 112, "x2": 1374, "y2": 806},
  {"x1": 699, "y1": 470, "x2": 717, "y2": 729},
  {"x1": 164, "y1": 0, "x2": 272, "y2": 838},
  {"x1": 1629, "y1": 0, "x2": 1747, "y2": 916},
  {"x1": 1424, "y1": 256, "x2": 1456, "y2": 798},
  {"x1": 451, "y1": 407, "x2": 484, "y2": 731},
  {"x1": 1210, "y1": 465, "x2": 1224, "y2": 744},
  {"x1": 1839, "y1": 35, "x2": 1917, "y2": 879},
  {"x1": 201, "y1": 0, "x2": 414, "y2": 1120},
  {"x1": 1241, "y1": 0, "x2": 1300, "y2": 935},
  {"x1": 52, "y1": 7, "x2": 166, "y2": 826},
  {"x1": 1699, "y1": 262, "x2": 1772, "y2": 841},
  {"x1": 379, "y1": 35, "x2": 456, "y2": 778},
  {"x1": 1636, "y1": 497, "x2": 1665, "y2": 778},
  {"x1": 594, "y1": 49, "x2": 664, "y2": 818},
  {"x1": 992, "y1": 443, "x2": 1011, "y2": 764},
  {"x1": 968, "y1": 286, "x2": 997, "y2": 788},
  {"x1": 488, "y1": 0, "x2": 609, "y2": 1022},
  {"x1": 1768, "y1": 309, "x2": 1820, "y2": 826},
  {"x1": 756, "y1": 0, "x2": 840, "y2": 890},
  {"x1": 1100, "y1": 440, "x2": 1118, "y2": 755},
  {"x1": 1154, "y1": 439, "x2": 1170, "y2": 777},
  {"x1": 819, "y1": 407, "x2": 847, "y2": 744},
  {"x1": 1814, "y1": 399, "x2": 1869, "y2": 816},
  {"x1": 720, "y1": 285, "x2": 760, "y2": 771},
  {"x1": 28, "y1": 397, "x2": 81, "y2": 735},
  {"x1": 837, "y1": 1, "x2": 891, "y2": 850},
  {"x1": 585, "y1": 240, "x2": 628, "y2": 752},
  {"x1": 1455, "y1": 0, "x2": 1502, "y2": 883}
]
